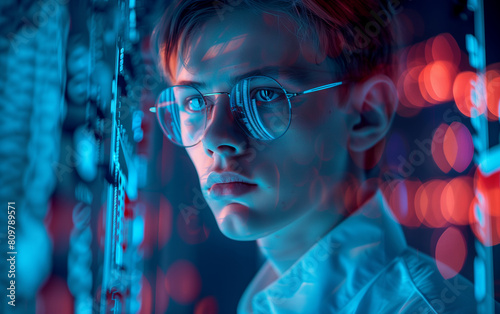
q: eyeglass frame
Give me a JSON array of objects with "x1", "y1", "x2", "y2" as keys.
[{"x1": 149, "y1": 75, "x2": 344, "y2": 147}]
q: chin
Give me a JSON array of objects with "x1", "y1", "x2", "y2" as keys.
[
  {"x1": 219, "y1": 227, "x2": 258, "y2": 241},
  {"x1": 211, "y1": 202, "x2": 272, "y2": 241}
]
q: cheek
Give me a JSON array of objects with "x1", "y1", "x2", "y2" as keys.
[
  {"x1": 186, "y1": 146, "x2": 210, "y2": 175},
  {"x1": 265, "y1": 101, "x2": 349, "y2": 191}
]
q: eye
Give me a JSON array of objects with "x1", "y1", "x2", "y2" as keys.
[
  {"x1": 184, "y1": 96, "x2": 204, "y2": 112},
  {"x1": 254, "y1": 88, "x2": 281, "y2": 102}
]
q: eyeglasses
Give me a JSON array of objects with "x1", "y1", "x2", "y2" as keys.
[{"x1": 150, "y1": 75, "x2": 343, "y2": 147}]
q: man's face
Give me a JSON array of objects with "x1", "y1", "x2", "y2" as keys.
[{"x1": 170, "y1": 10, "x2": 354, "y2": 240}]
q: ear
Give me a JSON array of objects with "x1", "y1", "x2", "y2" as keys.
[{"x1": 348, "y1": 75, "x2": 398, "y2": 153}]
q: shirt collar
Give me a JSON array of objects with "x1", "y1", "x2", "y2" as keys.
[{"x1": 238, "y1": 190, "x2": 408, "y2": 313}]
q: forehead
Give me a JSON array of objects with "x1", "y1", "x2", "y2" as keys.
[{"x1": 171, "y1": 9, "x2": 329, "y2": 87}]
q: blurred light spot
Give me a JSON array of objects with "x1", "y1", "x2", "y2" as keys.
[
  {"x1": 132, "y1": 215, "x2": 145, "y2": 247},
  {"x1": 222, "y1": 36, "x2": 246, "y2": 54},
  {"x1": 432, "y1": 124, "x2": 452, "y2": 173},
  {"x1": 202, "y1": 43, "x2": 225, "y2": 61},
  {"x1": 418, "y1": 63, "x2": 439, "y2": 105},
  {"x1": 340, "y1": 174, "x2": 360, "y2": 215},
  {"x1": 443, "y1": 124, "x2": 458, "y2": 169},
  {"x1": 36, "y1": 276, "x2": 73, "y2": 314},
  {"x1": 426, "y1": 61, "x2": 457, "y2": 103},
  {"x1": 474, "y1": 166, "x2": 500, "y2": 217},
  {"x1": 355, "y1": 138, "x2": 386, "y2": 170},
  {"x1": 448, "y1": 123, "x2": 474, "y2": 172},
  {"x1": 403, "y1": 66, "x2": 427, "y2": 108},
  {"x1": 431, "y1": 33, "x2": 461, "y2": 66},
  {"x1": 474, "y1": 258, "x2": 486, "y2": 300},
  {"x1": 435, "y1": 227, "x2": 467, "y2": 279},
  {"x1": 139, "y1": 276, "x2": 153, "y2": 314},
  {"x1": 387, "y1": 179, "x2": 421, "y2": 227},
  {"x1": 158, "y1": 196, "x2": 173, "y2": 248},
  {"x1": 176, "y1": 210, "x2": 210, "y2": 245},
  {"x1": 195, "y1": 296, "x2": 219, "y2": 314},
  {"x1": 165, "y1": 260, "x2": 202, "y2": 304},
  {"x1": 397, "y1": 68, "x2": 421, "y2": 116},
  {"x1": 441, "y1": 177, "x2": 474, "y2": 225},
  {"x1": 141, "y1": 202, "x2": 158, "y2": 258},
  {"x1": 486, "y1": 71, "x2": 500, "y2": 119},
  {"x1": 415, "y1": 180, "x2": 447, "y2": 228},
  {"x1": 470, "y1": 169, "x2": 500, "y2": 246},
  {"x1": 155, "y1": 267, "x2": 169, "y2": 313},
  {"x1": 406, "y1": 41, "x2": 426, "y2": 69},
  {"x1": 453, "y1": 71, "x2": 484, "y2": 117}
]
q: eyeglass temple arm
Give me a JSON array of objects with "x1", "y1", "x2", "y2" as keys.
[{"x1": 288, "y1": 81, "x2": 343, "y2": 98}]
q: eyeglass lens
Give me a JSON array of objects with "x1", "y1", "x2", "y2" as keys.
[{"x1": 156, "y1": 76, "x2": 291, "y2": 147}]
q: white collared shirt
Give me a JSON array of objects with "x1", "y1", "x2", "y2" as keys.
[{"x1": 238, "y1": 191, "x2": 479, "y2": 314}]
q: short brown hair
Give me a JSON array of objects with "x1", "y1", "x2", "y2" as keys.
[{"x1": 152, "y1": 0, "x2": 403, "y2": 81}]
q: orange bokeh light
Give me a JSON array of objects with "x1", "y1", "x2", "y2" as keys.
[
  {"x1": 486, "y1": 70, "x2": 500, "y2": 119},
  {"x1": 453, "y1": 71, "x2": 478, "y2": 118},
  {"x1": 415, "y1": 179, "x2": 448, "y2": 228},
  {"x1": 441, "y1": 177, "x2": 474, "y2": 225},
  {"x1": 427, "y1": 61, "x2": 457, "y2": 103}
]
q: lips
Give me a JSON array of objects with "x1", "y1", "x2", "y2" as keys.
[{"x1": 206, "y1": 172, "x2": 257, "y2": 197}]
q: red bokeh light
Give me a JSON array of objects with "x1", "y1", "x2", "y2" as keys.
[
  {"x1": 430, "y1": 33, "x2": 461, "y2": 66},
  {"x1": 432, "y1": 123, "x2": 452, "y2": 173},
  {"x1": 141, "y1": 201, "x2": 159, "y2": 258},
  {"x1": 158, "y1": 196, "x2": 173, "y2": 249},
  {"x1": 139, "y1": 275, "x2": 153, "y2": 314},
  {"x1": 195, "y1": 296, "x2": 219, "y2": 314},
  {"x1": 434, "y1": 227, "x2": 467, "y2": 279},
  {"x1": 155, "y1": 267, "x2": 169, "y2": 313},
  {"x1": 36, "y1": 276, "x2": 74, "y2": 314},
  {"x1": 432, "y1": 123, "x2": 473, "y2": 173},
  {"x1": 165, "y1": 260, "x2": 202, "y2": 304},
  {"x1": 403, "y1": 65, "x2": 427, "y2": 108},
  {"x1": 396, "y1": 68, "x2": 422, "y2": 117},
  {"x1": 445, "y1": 122, "x2": 474, "y2": 173},
  {"x1": 470, "y1": 169, "x2": 500, "y2": 246},
  {"x1": 176, "y1": 209, "x2": 210, "y2": 245}
]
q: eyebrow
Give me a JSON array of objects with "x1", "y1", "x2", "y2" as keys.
[{"x1": 175, "y1": 66, "x2": 316, "y2": 90}]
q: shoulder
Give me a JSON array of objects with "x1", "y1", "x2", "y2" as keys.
[{"x1": 398, "y1": 247, "x2": 477, "y2": 314}]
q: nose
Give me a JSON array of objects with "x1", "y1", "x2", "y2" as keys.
[{"x1": 201, "y1": 94, "x2": 248, "y2": 157}]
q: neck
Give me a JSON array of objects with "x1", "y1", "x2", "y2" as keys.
[{"x1": 256, "y1": 177, "x2": 377, "y2": 275}]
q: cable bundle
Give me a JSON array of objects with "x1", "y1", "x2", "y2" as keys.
[{"x1": 0, "y1": 0, "x2": 69, "y2": 309}]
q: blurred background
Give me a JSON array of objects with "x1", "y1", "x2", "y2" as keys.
[{"x1": 0, "y1": 0, "x2": 499, "y2": 313}]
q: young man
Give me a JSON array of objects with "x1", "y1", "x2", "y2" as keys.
[{"x1": 152, "y1": 0, "x2": 478, "y2": 312}]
